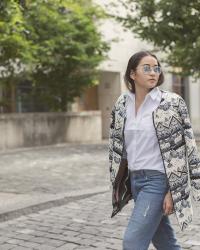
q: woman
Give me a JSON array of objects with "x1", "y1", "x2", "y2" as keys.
[{"x1": 108, "y1": 51, "x2": 200, "y2": 250}]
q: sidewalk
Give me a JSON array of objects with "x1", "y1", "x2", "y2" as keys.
[
  {"x1": 0, "y1": 192, "x2": 199, "y2": 249},
  {"x1": 0, "y1": 142, "x2": 199, "y2": 249},
  {"x1": 0, "y1": 142, "x2": 110, "y2": 219}
]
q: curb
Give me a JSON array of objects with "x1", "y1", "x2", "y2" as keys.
[
  {"x1": 0, "y1": 141, "x2": 108, "y2": 155},
  {"x1": 0, "y1": 187, "x2": 110, "y2": 223}
]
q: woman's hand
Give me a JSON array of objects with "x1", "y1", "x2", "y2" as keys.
[{"x1": 163, "y1": 190, "x2": 173, "y2": 215}]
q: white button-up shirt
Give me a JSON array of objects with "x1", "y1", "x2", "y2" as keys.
[{"x1": 124, "y1": 87, "x2": 165, "y2": 173}]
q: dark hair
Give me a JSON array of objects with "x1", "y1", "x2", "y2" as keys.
[{"x1": 124, "y1": 51, "x2": 164, "y2": 93}]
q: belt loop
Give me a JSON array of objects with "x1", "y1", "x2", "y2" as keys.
[{"x1": 144, "y1": 170, "x2": 148, "y2": 179}]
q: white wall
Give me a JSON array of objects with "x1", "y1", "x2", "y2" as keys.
[
  {"x1": 0, "y1": 85, "x2": 3, "y2": 113},
  {"x1": 189, "y1": 77, "x2": 200, "y2": 135},
  {"x1": 98, "y1": 72, "x2": 121, "y2": 138}
]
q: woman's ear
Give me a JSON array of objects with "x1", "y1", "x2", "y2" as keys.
[{"x1": 130, "y1": 70, "x2": 135, "y2": 80}]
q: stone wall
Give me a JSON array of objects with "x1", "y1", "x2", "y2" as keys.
[{"x1": 0, "y1": 111, "x2": 102, "y2": 150}]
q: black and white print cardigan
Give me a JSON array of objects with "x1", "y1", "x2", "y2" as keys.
[{"x1": 109, "y1": 89, "x2": 200, "y2": 231}]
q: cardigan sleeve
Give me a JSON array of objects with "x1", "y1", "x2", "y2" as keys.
[
  {"x1": 108, "y1": 105, "x2": 116, "y2": 183},
  {"x1": 178, "y1": 96, "x2": 200, "y2": 201}
]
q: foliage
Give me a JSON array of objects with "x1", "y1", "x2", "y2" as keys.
[
  {"x1": 112, "y1": 0, "x2": 200, "y2": 77},
  {"x1": 23, "y1": 0, "x2": 109, "y2": 111},
  {"x1": 0, "y1": 0, "x2": 109, "y2": 112},
  {"x1": 0, "y1": 0, "x2": 35, "y2": 78}
]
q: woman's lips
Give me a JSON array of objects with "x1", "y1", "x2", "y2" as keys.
[{"x1": 148, "y1": 79, "x2": 157, "y2": 85}]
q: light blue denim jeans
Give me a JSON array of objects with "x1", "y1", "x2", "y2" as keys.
[{"x1": 123, "y1": 169, "x2": 182, "y2": 250}]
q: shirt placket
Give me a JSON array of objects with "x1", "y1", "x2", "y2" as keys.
[{"x1": 133, "y1": 97, "x2": 149, "y2": 165}]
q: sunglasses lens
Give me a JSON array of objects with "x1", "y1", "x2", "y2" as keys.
[
  {"x1": 143, "y1": 65, "x2": 151, "y2": 73},
  {"x1": 154, "y1": 66, "x2": 161, "y2": 74}
]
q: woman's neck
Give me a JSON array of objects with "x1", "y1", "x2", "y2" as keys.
[{"x1": 135, "y1": 86, "x2": 150, "y2": 104}]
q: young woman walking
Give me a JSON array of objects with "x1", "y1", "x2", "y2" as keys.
[{"x1": 108, "y1": 51, "x2": 200, "y2": 250}]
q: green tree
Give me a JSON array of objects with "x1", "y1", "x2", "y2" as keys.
[
  {"x1": 112, "y1": 0, "x2": 200, "y2": 77},
  {"x1": 0, "y1": 0, "x2": 35, "y2": 111},
  {"x1": 23, "y1": 0, "x2": 109, "y2": 111}
]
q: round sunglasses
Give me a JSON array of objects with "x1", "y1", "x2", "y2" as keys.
[{"x1": 138, "y1": 64, "x2": 162, "y2": 74}]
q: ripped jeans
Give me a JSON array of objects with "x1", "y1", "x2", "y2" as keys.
[{"x1": 123, "y1": 169, "x2": 182, "y2": 250}]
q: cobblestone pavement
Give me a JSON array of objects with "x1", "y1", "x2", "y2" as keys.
[
  {"x1": 0, "y1": 142, "x2": 199, "y2": 249},
  {"x1": 0, "y1": 192, "x2": 199, "y2": 250},
  {"x1": 0, "y1": 143, "x2": 109, "y2": 215},
  {"x1": 0, "y1": 143, "x2": 109, "y2": 194}
]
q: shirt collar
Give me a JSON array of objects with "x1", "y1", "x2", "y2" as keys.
[
  {"x1": 126, "y1": 87, "x2": 161, "y2": 102},
  {"x1": 148, "y1": 87, "x2": 160, "y2": 101}
]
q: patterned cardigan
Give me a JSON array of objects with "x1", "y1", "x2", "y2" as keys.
[{"x1": 109, "y1": 89, "x2": 200, "y2": 231}]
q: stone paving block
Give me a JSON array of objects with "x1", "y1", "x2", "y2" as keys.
[
  {"x1": 17, "y1": 240, "x2": 41, "y2": 249},
  {"x1": 43, "y1": 238, "x2": 65, "y2": 247},
  {"x1": 58, "y1": 235, "x2": 77, "y2": 243},
  {"x1": 76, "y1": 247, "x2": 99, "y2": 250},
  {"x1": 62, "y1": 230, "x2": 79, "y2": 237},
  {"x1": 6, "y1": 238, "x2": 25, "y2": 245},
  {"x1": 15, "y1": 229, "x2": 35, "y2": 235},
  {"x1": 42, "y1": 233, "x2": 67, "y2": 241},
  {"x1": 26, "y1": 236, "x2": 46, "y2": 244},
  {"x1": 79, "y1": 233, "x2": 95, "y2": 240},
  {"x1": 34, "y1": 245, "x2": 57, "y2": 250},
  {"x1": 11, "y1": 246, "x2": 31, "y2": 250},
  {"x1": 25, "y1": 230, "x2": 47, "y2": 237},
  {"x1": 105, "y1": 237, "x2": 122, "y2": 245},
  {"x1": 0, "y1": 243, "x2": 17, "y2": 250},
  {"x1": 91, "y1": 240, "x2": 116, "y2": 248},
  {"x1": 11, "y1": 233, "x2": 34, "y2": 241},
  {"x1": 80, "y1": 238, "x2": 97, "y2": 246},
  {"x1": 46, "y1": 229, "x2": 64, "y2": 235},
  {"x1": 0, "y1": 236, "x2": 11, "y2": 243},
  {"x1": 57, "y1": 243, "x2": 78, "y2": 250}
]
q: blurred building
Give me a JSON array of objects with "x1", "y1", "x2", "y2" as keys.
[{"x1": 70, "y1": 0, "x2": 200, "y2": 139}]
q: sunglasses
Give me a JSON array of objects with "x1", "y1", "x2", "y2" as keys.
[{"x1": 138, "y1": 64, "x2": 162, "y2": 74}]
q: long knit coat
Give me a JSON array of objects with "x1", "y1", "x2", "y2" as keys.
[{"x1": 109, "y1": 89, "x2": 200, "y2": 231}]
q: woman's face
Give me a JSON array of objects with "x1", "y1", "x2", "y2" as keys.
[{"x1": 130, "y1": 55, "x2": 161, "y2": 90}]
